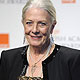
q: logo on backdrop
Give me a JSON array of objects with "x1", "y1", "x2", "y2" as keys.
[
  {"x1": 0, "y1": 34, "x2": 9, "y2": 48},
  {"x1": 62, "y1": 0, "x2": 76, "y2": 3}
]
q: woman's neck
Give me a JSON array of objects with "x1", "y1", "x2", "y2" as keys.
[{"x1": 29, "y1": 40, "x2": 50, "y2": 56}]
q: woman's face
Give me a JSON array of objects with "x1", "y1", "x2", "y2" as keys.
[{"x1": 23, "y1": 7, "x2": 54, "y2": 47}]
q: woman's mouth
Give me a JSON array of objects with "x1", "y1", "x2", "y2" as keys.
[{"x1": 30, "y1": 35, "x2": 42, "y2": 40}]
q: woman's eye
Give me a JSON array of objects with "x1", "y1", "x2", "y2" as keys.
[
  {"x1": 26, "y1": 22, "x2": 32, "y2": 24},
  {"x1": 41, "y1": 23, "x2": 46, "y2": 26},
  {"x1": 39, "y1": 22, "x2": 47, "y2": 26}
]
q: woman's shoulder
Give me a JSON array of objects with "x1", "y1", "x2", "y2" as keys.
[
  {"x1": 57, "y1": 44, "x2": 80, "y2": 60},
  {"x1": 59, "y1": 44, "x2": 80, "y2": 54},
  {"x1": 0, "y1": 45, "x2": 28, "y2": 59}
]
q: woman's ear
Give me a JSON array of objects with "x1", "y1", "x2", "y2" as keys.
[{"x1": 50, "y1": 20, "x2": 57, "y2": 34}]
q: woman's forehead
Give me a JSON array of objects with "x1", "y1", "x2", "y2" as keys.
[{"x1": 24, "y1": 7, "x2": 51, "y2": 22}]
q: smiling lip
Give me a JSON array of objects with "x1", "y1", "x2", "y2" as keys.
[{"x1": 30, "y1": 35, "x2": 42, "y2": 40}]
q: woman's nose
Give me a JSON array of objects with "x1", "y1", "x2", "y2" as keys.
[{"x1": 32, "y1": 23, "x2": 39, "y2": 33}]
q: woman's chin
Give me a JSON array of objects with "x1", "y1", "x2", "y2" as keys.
[
  {"x1": 29, "y1": 42, "x2": 42, "y2": 47},
  {"x1": 30, "y1": 44, "x2": 40, "y2": 47}
]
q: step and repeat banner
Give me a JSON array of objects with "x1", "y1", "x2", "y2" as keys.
[{"x1": 0, "y1": 0, "x2": 80, "y2": 55}]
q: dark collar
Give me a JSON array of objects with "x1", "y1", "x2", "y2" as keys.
[
  {"x1": 21, "y1": 44, "x2": 61, "y2": 65},
  {"x1": 20, "y1": 44, "x2": 61, "y2": 77}
]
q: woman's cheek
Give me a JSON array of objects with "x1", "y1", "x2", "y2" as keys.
[
  {"x1": 24, "y1": 26, "x2": 30, "y2": 33},
  {"x1": 40, "y1": 28, "x2": 50, "y2": 36},
  {"x1": 24, "y1": 27, "x2": 27, "y2": 31}
]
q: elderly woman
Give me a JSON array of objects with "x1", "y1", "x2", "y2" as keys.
[{"x1": 0, "y1": 0, "x2": 80, "y2": 80}]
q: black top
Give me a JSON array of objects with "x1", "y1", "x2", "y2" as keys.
[{"x1": 0, "y1": 44, "x2": 80, "y2": 80}]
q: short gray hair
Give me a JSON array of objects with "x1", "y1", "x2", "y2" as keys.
[{"x1": 22, "y1": 0, "x2": 56, "y2": 22}]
